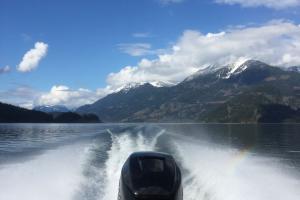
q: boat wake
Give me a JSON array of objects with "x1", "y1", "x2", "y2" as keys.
[
  {"x1": 0, "y1": 126, "x2": 300, "y2": 200},
  {"x1": 175, "y1": 140, "x2": 300, "y2": 200}
]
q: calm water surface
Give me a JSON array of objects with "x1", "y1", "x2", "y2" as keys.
[{"x1": 0, "y1": 123, "x2": 299, "y2": 200}]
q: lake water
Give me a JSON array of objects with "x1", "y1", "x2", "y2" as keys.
[{"x1": 0, "y1": 123, "x2": 299, "y2": 200}]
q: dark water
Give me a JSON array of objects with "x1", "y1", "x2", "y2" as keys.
[{"x1": 0, "y1": 123, "x2": 299, "y2": 200}]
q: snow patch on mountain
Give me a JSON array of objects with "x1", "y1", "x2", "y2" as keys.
[
  {"x1": 117, "y1": 81, "x2": 175, "y2": 94},
  {"x1": 184, "y1": 64, "x2": 221, "y2": 82},
  {"x1": 185, "y1": 58, "x2": 251, "y2": 81},
  {"x1": 149, "y1": 81, "x2": 175, "y2": 87},
  {"x1": 117, "y1": 82, "x2": 145, "y2": 93},
  {"x1": 223, "y1": 57, "x2": 249, "y2": 79}
]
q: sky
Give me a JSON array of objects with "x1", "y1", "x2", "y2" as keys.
[{"x1": 1, "y1": 0, "x2": 300, "y2": 108}]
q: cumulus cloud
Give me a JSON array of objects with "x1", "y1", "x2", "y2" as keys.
[
  {"x1": 117, "y1": 43, "x2": 164, "y2": 56},
  {"x1": 36, "y1": 85, "x2": 112, "y2": 108},
  {"x1": 0, "y1": 65, "x2": 11, "y2": 74},
  {"x1": 17, "y1": 42, "x2": 48, "y2": 72},
  {"x1": 215, "y1": 0, "x2": 300, "y2": 9},
  {"x1": 107, "y1": 20, "x2": 300, "y2": 89}
]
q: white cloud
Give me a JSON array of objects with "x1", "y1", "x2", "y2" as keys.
[
  {"x1": 107, "y1": 21, "x2": 300, "y2": 89},
  {"x1": 215, "y1": 0, "x2": 300, "y2": 9},
  {"x1": 0, "y1": 65, "x2": 11, "y2": 74},
  {"x1": 17, "y1": 42, "x2": 48, "y2": 72},
  {"x1": 0, "y1": 84, "x2": 113, "y2": 109},
  {"x1": 37, "y1": 85, "x2": 112, "y2": 108},
  {"x1": 0, "y1": 85, "x2": 41, "y2": 109},
  {"x1": 117, "y1": 43, "x2": 164, "y2": 56}
]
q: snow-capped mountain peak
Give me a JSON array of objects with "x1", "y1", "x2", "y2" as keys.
[
  {"x1": 184, "y1": 59, "x2": 251, "y2": 81},
  {"x1": 223, "y1": 58, "x2": 250, "y2": 79},
  {"x1": 117, "y1": 82, "x2": 145, "y2": 93},
  {"x1": 183, "y1": 59, "x2": 271, "y2": 82},
  {"x1": 116, "y1": 81, "x2": 174, "y2": 94},
  {"x1": 117, "y1": 81, "x2": 175, "y2": 93},
  {"x1": 184, "y1": 64, "x2": 221, "y2": 82}
]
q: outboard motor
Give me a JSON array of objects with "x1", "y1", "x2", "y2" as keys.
[{"x1": 118, "y1": 152, "x2": 182, "y2": 200}]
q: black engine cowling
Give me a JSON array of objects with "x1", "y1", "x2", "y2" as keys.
[{"x1": 118, "y1": 152, "x2": 183, "y2": 200}]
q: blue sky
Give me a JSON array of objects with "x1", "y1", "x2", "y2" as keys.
[{"x1": 1, "y1": 0, "x2": 300, "y2": 108}]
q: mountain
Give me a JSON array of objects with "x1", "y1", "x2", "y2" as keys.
[
  {"x1": 33, "y1": 105, "x2": 70, "y2": 113},
  {"x1": 77, "y1": 60, "x2": 300, "y2": 123},
  {"x1": 0, "y1": 102, "x2": 101, "y2": 123},
  {"x1": 184, "y1": 59, "x2": 251, "y2": 81},
  {"x1": 115, "y1": 81, "x2": 175, "y2": 93},
  {"x1": 77, "y1": 83, "x2": 171, "y2": 122},
  {"x1": 0, "y1": 102, "x2": 53, "y2": 123}
]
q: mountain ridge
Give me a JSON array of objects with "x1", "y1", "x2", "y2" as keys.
[
  {"x1": 0, "y1": 102, "x2": 101, "y2": 123},
  {"x1": 77, "y1": 60, "x2": 300, "y2": 123}
]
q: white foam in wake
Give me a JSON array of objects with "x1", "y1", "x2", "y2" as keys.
[
  {"x1": 101, "y1": 129, "x2": 163, "y2": 200},
  {"x1": 2, "y1": 129, "x2": 299, "y2": 200},
  {"x1": 0, "y1": 143, "x2": 89, "y2": 200},
  {"x1": 175, "y1": 141, "x2": 300, "y2": 200}
]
